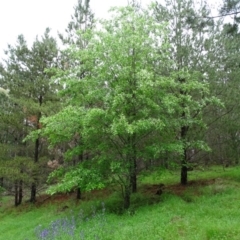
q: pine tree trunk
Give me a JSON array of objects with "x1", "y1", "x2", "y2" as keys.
[
  {"x1": 14, "y1": 180, "x2": 23, "y2": 206},
  {"x1": 0, "y1": 177, "x2": 3, "y2": 187},
  {"x1": 14, "y1": 181, "x2": 19, "y2": 207},
  {"x1": 30, "y1": 109, "x2": 41, "y2": 203},
  {"x1": 30, "y1": 137, "x2": 39, "y2": 203},
  {"x1": 18, "y1": 180, "x2": 23, "y2": 205},
  {"x1": 30, "y1": 97, "x2": 42, "y2": 203},
  {"x1": 30, "y1": 182, "x2": 36, "y2": 203}
]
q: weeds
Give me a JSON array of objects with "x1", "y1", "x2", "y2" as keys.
[{"x1": 35, "y1": 202, "x2": 109, "y2": 240}]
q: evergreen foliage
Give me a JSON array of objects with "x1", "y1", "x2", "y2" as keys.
[{"x1": 0, "y1": 29, "x2": 59, "y2": 204}]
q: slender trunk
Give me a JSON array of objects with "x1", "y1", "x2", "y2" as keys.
[
  {"x1": 18, "y1": 180, "x2": 23, "y2": 205},
  {"x1": 34, "y1": 138, "x2": 40, "y2": 163},
  {"x1": 124, "y1": 137, "x2": 133, "y2": 209},
  {"x1": 129, "y1": 132, "x2": 137, "y2": 193},
  {"x1": 131, "y1": 157, "x2": 137, "y2": 193},
  {"x1": 76, "y1": 153, "x2": 83, "y2": 200},
  {"x1": 123, "y1": 185, "x2": 131, "y2": 209},
  {"x1": 129, "y1": 44, "x2": 137, "y2": 193},
  {"x1": 30, "y1": 183, "x2": 36, "y2": 203},
  {"x1": 0, "y1": 177, "x2": 3, "y2": 188},
  {"x1": 14, "y1": 181, "x2": 18, "y2": 207},
  {"x1": 181, "y1": 148, "x2": 188, "y2": 185},
  {"x1": 175, "y1": 1, "x2": 189, "y2": 185},
  {"x1": 235, "y1": 155, "x2": 239, "y2": 165},
  {"x1": 30, "y1": 137, "x2": 39, "y2": 203},
  {"x1": 30, "y1": 98, "x2": 42, "y2": 203},
  {"x1": 181, "y1": 165, "x2": 188, "y2": 185},
  {"x1": 14, "y1": 180, "x2": 22, "y2": 206},
  {"x1": 76, "y1": 187, "x2": 81, "y2": 200},
  {"x1": 180, "y1": 124, "x2": 188, "y2": 185}
]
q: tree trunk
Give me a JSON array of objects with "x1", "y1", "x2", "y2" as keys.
[
  {"x1": 129, "y1": 133, "x2": 137, "y2": 193},
  {"x1": 14, "y1": 180, "x2": 22, "y2": 206},
  {"x1": 180, "y1": 124, "x2": 188, "y2": 185},
  {"x1": 14, "y1": 181, "x2": 19, "y2": 207},
  {"x1": 30, "y1": 182, "x2": 36, "y2": 203},
  {"x1": 30, "y1": 109, "x2": 41, "y2": 203},
  {"x1": 76, "y1": 187, "x2": 81, "y2": 200},
  {"x1": 131, "y1": 157, "x2": 137, "y2": 193},
  {"x1": 19, "y1": 180, "x2": 23, "y2": 205},
  {"x1": 30, "y1": 137, "x2": 39, "y2": 203},
  {"x1": 164, "y1": 151, "x2": 169, "y2": 169},
  {"x1": 123, "y1": 186, "x2": 131, "y2": 209},
  {"x1": 76, "y1": 153, "x2": 83, "y2": 200},
  {"x1": 30, "y1": 97, "x2": 42, "y2": 203},
  {"x1": 0, "y1": 177, "x2": 3, "y2": 188},
  {"x1": 181, "y1": 164, "x2": 188, "y2": 185},
  {"x1": 181, "y1": 146, "x2": 188, "y2": 185}
]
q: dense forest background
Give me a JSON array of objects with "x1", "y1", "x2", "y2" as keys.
[{"x1": 0, "y1": 0, "x2": 239, "y2": 209}]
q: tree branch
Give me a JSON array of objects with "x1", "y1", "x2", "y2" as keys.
[{"x1": 203, "y1": 11, "x2": 240, "y2": 19}]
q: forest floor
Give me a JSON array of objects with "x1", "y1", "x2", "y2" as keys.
[{"x1": 1, "y1": 166, "x2": 240, "y2": 239}]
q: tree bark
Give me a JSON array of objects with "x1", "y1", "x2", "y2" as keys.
[
  {"x1": 19, "y1": 180, "x2": 23, "y2": 205},
  {"x1": 30, "y1": 137, "x2": 39, "y2": 203},
  {"x1": 123, "y1": 186, "x2": 131, "y2": 209},
  {"x1": 0, "y1": 177, "x2": 3, "y2": 188},
  {"x1": 180, "y1": 124, "x2": 188, "y2": 185},
  {"x1": 30, "y1": 182, "x2": 36, "y2": 203},
  {"x1": 131, "y1": 157, "x2": 137, "y2": 193},
  {"x1": 76, "y1": 153, "x2": 83, "y2": 200},
  {"x1": 14, "y1": 181, "x2": 18, "y2": 207},
  {"x1": 181, "y1": 159, "x2": 188, "y2": 185},
  {"x1": 14, "y1": 180, "x2": 23, "y2": 206},
  {"x1": 76, "y1": 187, "x2": 81, "y2": 200},
  {"x1": 30, "y1": 102, "x2": 42, "y2": 203}
]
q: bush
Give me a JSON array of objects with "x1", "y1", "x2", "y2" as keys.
[{"x1": 104, "y1": 192, "x2": 125, "y2": 215}]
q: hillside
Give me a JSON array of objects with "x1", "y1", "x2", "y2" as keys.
[{"x1": 1, "y1": 166, "x2": 240, "y2": 240}]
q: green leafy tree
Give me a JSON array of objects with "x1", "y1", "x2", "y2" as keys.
[
  {"x1": 56, "y1": 0, "x2": 95, "y2": 200},
  {"x1": 42, "y1": 5, "x2": 179, "y2": 209}
]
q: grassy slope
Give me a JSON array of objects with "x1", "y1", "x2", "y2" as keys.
[{"x1": 1, "y1": 166, "x2": 240, "y2": 240}]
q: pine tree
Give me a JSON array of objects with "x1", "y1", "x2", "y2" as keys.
[
  {"x1": 153, "y1": 0, "x2": 222, "y2": 184},
  {"x1": 0, "y1": 29, "x2": 59, "y2": 204},
  {"x1": 58, "y1": 0, "x2": 94, "y2": 48}
]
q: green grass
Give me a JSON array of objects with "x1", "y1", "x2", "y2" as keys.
[{"x1": 1, "y1": 166, "x2": 240, "y2": 239}]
